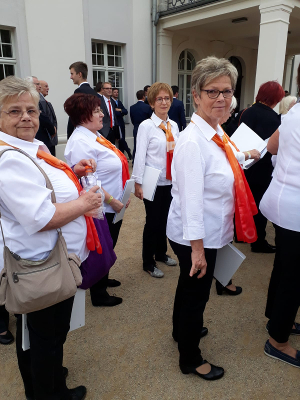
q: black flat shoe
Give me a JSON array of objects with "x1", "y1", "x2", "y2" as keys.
[
  {"x1": 180, "y1": 360, "x2": 224, "y2": 380},
  {"x1": 107, "y1": 278, "x2": 121, "y2": 287},
  {"x1": 70, "y1": 386, "x2": 87, "y2": 400},
  {"x1": 92, "y1": 295, "x2": 122, "y2": 307},
  {"x1": 251, "y1": 240, "x2": 276, "y2": 253},
  {"x1": 216, "y1": 280, "x2": 242, "y2": 296},
  {"x1": 173, "y1": 326, "x2": 208, "y2": 342},
  {"x1": 0, "y1": 330, "x2": 14, "y2": 345}
]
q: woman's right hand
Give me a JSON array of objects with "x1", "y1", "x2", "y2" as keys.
[
  {"x1": 134, "y1": 183, "x2": 143, "y2": 200},
  {"x1": 110, "y1": 198, "x2": 124, "y2": 213},
  {"x1": 79, "y1": 186, "x2": 102, "y2": 213},
  {"x1": 248, "y1": 149, "x2": 261, "y2": 161}
]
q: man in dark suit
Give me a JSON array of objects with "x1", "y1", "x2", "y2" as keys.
[
  {"x1": 111, "y1": 88, "x2": 132, "y2": 159},
  {"x1": 99, "y1": 82, "x2": 119, "y2": 144},
  {"x1": 130, "y1": 90, "x2": 152, "y2": 161},
  {"x1": 144, "y1": 85, "x2": 151, "y2": 105},
  {"x1": 168, "y1": 85, "x2": 186, "y2": 132},
  {"x1": 67, "y1": 61, "x2": 98, "y2": 138},
  {"x1": 28, "y1": 76, "x2": 56, "y2": 154},
  {"x1": 40, "y1": 80, "x2": 58, "y2": 156}
]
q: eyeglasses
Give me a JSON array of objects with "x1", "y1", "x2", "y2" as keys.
[
  {"x1": 155, "y1": 97, "x2": 171, "y2": 104},
  {"x1": 103, "y1": 87, "x2": 112, "y2": 90},
  {"x1": 0, "y1": 109, "x2": 41, "y2": 119},
  {"x1": 200, "y1": 89, "x2": 234, "y2": 99}
]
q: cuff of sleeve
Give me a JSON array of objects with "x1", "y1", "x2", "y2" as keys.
[
  {"x1": 131, "y1": 174, "x2": 142, "y2": 185},
  {"x1": 183, "y1": 224, "x2": 205, "y2": 241},
  {"x1": 24, "y1": 202, "x2": 56, "y2": 236},
  {"x1": 237, "y1": 152, "x2": 246, "y2": 164}
]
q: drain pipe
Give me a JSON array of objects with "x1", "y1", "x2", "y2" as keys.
[{"x1": 152, "y1": 0, "x2": 160, "y2": 83}]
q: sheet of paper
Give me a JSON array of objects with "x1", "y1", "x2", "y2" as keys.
[
  {"x1": 213, "y1": 243, "x2": 246, "y2": 287},
  {"x1": 135, "y1": 166, "x2": 161, "y2": 201},
  {"x1": 22, "y1": 289, "x2": 86, "y2": 350},
  {"x1": 70, "y1": 288, "x2": 85, "y2": 332},
  {"x1": 113, "y1": 179, "x2": 135, "y2": 224},
  {"x1": 230, "y1": 122, "x2": 267, "y2": 169}
]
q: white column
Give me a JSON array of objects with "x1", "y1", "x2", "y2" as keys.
[
  {"x1": 156, "y1": 29, "x2": 173, "y2": 85},
  {"x1": 254, "y1": 2, "x2": 294, "y2": 97}
]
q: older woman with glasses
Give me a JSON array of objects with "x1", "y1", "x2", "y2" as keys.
[
  {"x1": 0, "y1": 76, "x2": 102, "y2": 400},
  {"x1": 167, "y1": 57, "x2": 259, "y2": 380},
  {"x1": 132, "y1": 82, "x2": 179, "y2": 278}
]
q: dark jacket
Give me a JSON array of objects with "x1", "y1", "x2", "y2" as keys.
[
  {"x1": 238, "y1": 102, "x2": 281, "y2": 187},
  {"x1": 35, "y1": 94, "x2": 56, "y2": 148},
  {"x1": 130, "y1": 101, "x2": 152, "y2": 138},
  {"x1": 168, "y1": 97, "x2": 186, "y2": 132},
  {"x1": 67, "y1": 82, "x2": 98, "y2": 138},
  {"x1": 111, "y1": 98, "x2": 128, "y2": 137},
  {"x1": 99, "y1": 95, "x2": 119, "y2": 140}
]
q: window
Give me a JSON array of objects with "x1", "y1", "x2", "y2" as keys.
[
  {"x1": 92, "y1": 41, "x2": 124, "y2": 101},
  {"x1": 0, "y1": 29, "x2": 16, "y2": 81},
  {"x1": 178, "y1": 50, "x2": 196, "y2": 120}
]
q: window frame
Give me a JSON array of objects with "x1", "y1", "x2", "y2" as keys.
[
  {"x1": 178, "y1": 49, "x2": 196, "y2": 121},
  {"x1": 0, "y1": 28, "x2": 16, "y2": 80}
]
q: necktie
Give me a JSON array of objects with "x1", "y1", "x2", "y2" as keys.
[
  {"x1": 108, "y1": 100, "x2": 113, "y2": 128},
  {"x1": 158, "y1": 121, "x2": 176, "y2": 180}
]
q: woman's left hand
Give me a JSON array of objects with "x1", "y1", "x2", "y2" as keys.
[
  {"x1": 74, "y1": 159, "x2": 97, "y2": 178},
  {"x1": 125, "y1": 199, "x2": 131, "y2": 209}
]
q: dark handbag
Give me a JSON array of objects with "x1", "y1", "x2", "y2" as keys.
[{"x1": 79, "y1": 216, "x2": 116, "y2": 289}]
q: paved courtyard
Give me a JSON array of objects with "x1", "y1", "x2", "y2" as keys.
[{"x1": 1, "y1": 187, "x2": 300, "y2": 399}]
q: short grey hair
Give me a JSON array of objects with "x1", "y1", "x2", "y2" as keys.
[
  {"x1": 229, "y1": 96, "x2": 238, "y2": 113},
  {"x1": 0, "y1": 76, "x2": 40, "y2": 109},
  {"x1": 279, "y1": 95, "x2": 297, "y2": 115},
  {"x1": 191, "y1": 56, "x2": 238, "y2": 97}
]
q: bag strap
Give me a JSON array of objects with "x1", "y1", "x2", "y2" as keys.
[
  {"x1": 0, "y1": 148, "x2": 56, "y2": 244},
  {"x1": 238, "y1": 107, "x2": 249, "y2": 127}
]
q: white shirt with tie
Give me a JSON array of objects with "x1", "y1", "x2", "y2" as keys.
[{"x1": 103, "y1": 95, "x2": 115, "y2": 127}]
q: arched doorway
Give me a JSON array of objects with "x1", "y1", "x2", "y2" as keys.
[
  {"x1": 178, "y1": 50, "x2": 196, "y2": 120},
  {"x1": 229, "y1": 56, "x2": 243, "y2": 112}
]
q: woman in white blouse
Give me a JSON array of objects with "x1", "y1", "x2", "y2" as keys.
[
  {"x1": 132, "y1": 82, "x2": 179, "y2": 278},
  {"x1": 167, "y1": 57, "x2": 259, "y2": 380},
  {"x1": 65, "y1": 93, "x2": 130, "y2": 307},
  {"x1": 0, "y1": 77, "x2": 101, "y2": 400},
  {"x1": 260, "y1": 64, "x2": 300, "y2": 369}
]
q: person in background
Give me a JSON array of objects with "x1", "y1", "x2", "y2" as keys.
[
  {"x1": 0, "y1": 76, "x2": 102, "y2": 400},
  {"x1": 238, "y1": 81, "x2": 285, "y2": 253},
  {"x1": 67, "y1": 61, "x2": 97, "y2": 138},
  {"x1": 279, "y1": 95, "x2": 297, "y2": 118},
  {"x1": 99, "y1": 82, "x2": 119, "y2": 144},
  {"x1": 111, "y1": 87, "x2": 132, "y2": 159},
  {"x1": 168, "y1": 85, "x2": 186, "y2": 132},
  {"x1": 65, "y1": 93, "x2": 130, "y2": 307},
  {"x1": 95, "y1": 81, "x2": 103, "y2": 97},
  {"x1": 39, "y1": 80, "x2": 58, "y2": 156},
  {"x1": 132, "y1": 82, "x2": 179, "y2": 278},
  {"x1": 144, "y1": 85, "x2": 151, "y2": 105},
  {"x1": 167, "y1": 56, "x2": 259, "y2": 380},
  {"x1": 130, "y1": 90, "x2": 152, "y2": 162},
  {"x1": 260, "y1": 63, "x2": 300, "y2": 369}
]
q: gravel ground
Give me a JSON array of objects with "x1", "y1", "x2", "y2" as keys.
[{"x1": 1, "y1": 176, "x2": 300, "y2": 399}]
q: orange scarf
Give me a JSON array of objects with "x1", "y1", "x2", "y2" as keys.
[
  {"x1": 211, "y1": 131, "x2": 258, "y2": 243},
  {"x1": 0, "y1": 140, "x2": 102, "y2": 254},
  {"x1": 159, "y1": 121, "x2": 176, "y2": 180},
  {"x1": 96, "y1": 136, "x2": 130, "y2": 188}
]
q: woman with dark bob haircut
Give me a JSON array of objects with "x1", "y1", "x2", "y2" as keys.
[
  {"x1": 65, "y1": 93, "x2": 130, "y2": 307},
  {"x1": 237, "y1": 81, "x2": 285, "y2": 254}
]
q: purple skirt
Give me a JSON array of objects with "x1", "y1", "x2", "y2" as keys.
[{"x1": 79, "y1": 216, "x2": 117, "y2": 290}]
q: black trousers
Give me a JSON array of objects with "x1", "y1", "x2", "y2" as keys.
[
  {"x1": 49, "y1": 146, "x2": 56, "y2": 157},
  {"x1": 90, "y1": 212, "x2": 122, "y2": 302},
  {"x1": 119, "y1": 137, "x2": 131, "y2": 156},
  {"x1": 142, "y1": 185, "x2": 172, "y2": 269},
  {"x1": 0, "y1": 304, "x2": 9, "y2": 334},
  {"x1": 248, "y1": 183, "x2": 270, "y2": 246},
  {"x1": 265, "y1": 224, "x2": 300, "y2": 343},
  {"x1": 16, "y1": 296, "x2": 74, "y2": 400},
  {"x1": 170, "y1": 240, "x2": 217, "y2": 367}
]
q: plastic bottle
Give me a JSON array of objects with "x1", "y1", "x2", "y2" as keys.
[{"x1": 81, "y1": 166, "x2": 104, "y2": 219}]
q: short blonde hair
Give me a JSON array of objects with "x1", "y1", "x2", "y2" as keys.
[
  {"x1": 191, "y1": 56, "x2": 238, "y2": 98},
  {"x1": 147, "y1": 82, "x2": 173, "y2": 107},
  {"x1": 0, "y1": 76, "x2": 39, "y2": 110},
  {"x1": 279, "y1": 95, "x2": 297, "y2": 115}
]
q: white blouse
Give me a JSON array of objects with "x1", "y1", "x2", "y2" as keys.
[
  {"x1": 0, "y1": 132, "x2": 88, "y2": 272},
  {"x1": 167, "y1": 113, "x2": 238, "y2": 248},
  {"x1": 131, "y1": 113, "x2": 179, "y2": 186},
  {"x1": 260, "y1": 103, "x2": 300, "y2": 232},
  {"x1": 64, "y1": 126, "x2": 123, "y2": 214}
]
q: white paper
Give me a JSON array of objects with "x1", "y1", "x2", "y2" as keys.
[
  {"x1": 230, "y1": 122, "x2": 268, "y2": 169},
  {"x1": 113, "y1": 179, "x2": 135, "y2": 224},
  {"x1": 132, "y1": 166, "x2": 161, "y2": 201},
  {"x1": 22, "y1": 289, "x2": 86, "y2": 350},
  {"x1": 213, "y1": 243, "x2": 246, "y2": 287}
]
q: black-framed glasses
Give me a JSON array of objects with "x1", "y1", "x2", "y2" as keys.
[{"x1": 201, "y1": 89, "x2": 234, "y2": 99}]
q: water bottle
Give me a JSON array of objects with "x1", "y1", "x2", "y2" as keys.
[{"x1": 81, "y1": 166, "x2": 104, "y2": 219}]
